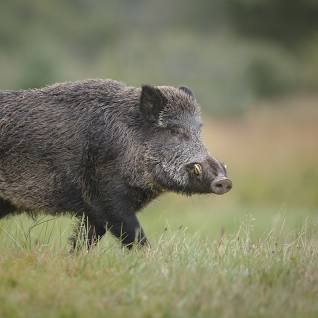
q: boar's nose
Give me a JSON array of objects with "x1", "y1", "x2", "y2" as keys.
[{"x1": 211, "y1": 177, "x2": 232, "y2": 195}]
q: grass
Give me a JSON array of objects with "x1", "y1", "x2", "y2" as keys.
[{"x1": 0, "y1": 202, "x2": 317, "y2": 318}]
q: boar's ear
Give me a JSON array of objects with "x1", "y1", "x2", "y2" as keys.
[
  {"x1": 179, "y1": 86, "x2": 195, "y2": 99},
  {"x1": 140, "y1": 85, "x2": 167, "y2": 123}
]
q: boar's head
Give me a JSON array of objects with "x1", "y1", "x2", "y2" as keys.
[{"x1": 140, "y1": 85, "x2": 232, "y2": 195}]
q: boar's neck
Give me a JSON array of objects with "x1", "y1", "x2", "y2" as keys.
[{"x1": 91, "y1": 86, "x2": 158, "y2": 192}]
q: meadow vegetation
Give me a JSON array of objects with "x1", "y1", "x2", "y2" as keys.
[{"x1": 1, "y1": 215, "x2": 318, "y2": 318}]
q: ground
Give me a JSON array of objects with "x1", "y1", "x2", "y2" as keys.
[{"x1": 0, "y1": 199, "x2": 317, "y2": 318}]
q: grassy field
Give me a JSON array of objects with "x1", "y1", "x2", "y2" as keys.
[
  {"x1": 0, "y1": 99, "x2": 317, "y2": 318},
  {"x1": 0, "y1": 211, "x2": 317, "y2": 318}
]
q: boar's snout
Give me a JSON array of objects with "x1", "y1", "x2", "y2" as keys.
[
  {"x1": 185, "y1": 157, "x2": 232, "y2": 195},
  {"x1": 211, "y1": 177, "x2": 232, "y2": 195}
]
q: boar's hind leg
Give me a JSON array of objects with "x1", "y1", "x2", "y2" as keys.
[
  {"x1": 70, "y1": 198, "x2": 150, "y2": 250},
  {"x1": 70, "y1": 215, "x2": 106, "y2": 251},
  {"x1": 0, "y1": 198, "x2": 17, "y2": 218}
]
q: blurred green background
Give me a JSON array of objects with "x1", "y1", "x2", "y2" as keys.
[
  {"x1": 0, "y1": 0, "x2": 317, "y2": 235},
  {"x1": 1, "y1": 0, "x2": 318, "y2": 116}
]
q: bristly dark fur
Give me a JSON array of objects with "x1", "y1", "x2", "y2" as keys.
[{"x1": 0, "y1": 79, "x2": 229, "y2": 249}]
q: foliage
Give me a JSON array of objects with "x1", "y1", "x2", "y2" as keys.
[{"x1": 0, "y1": 0, "x2": 317, "y2": 116}]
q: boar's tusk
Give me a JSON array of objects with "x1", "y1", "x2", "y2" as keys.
[{"x1": 193, "y1": 163, "x2": 202, "y2": 176}]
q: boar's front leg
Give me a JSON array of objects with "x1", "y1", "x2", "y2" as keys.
[
  {"x1": 106, "y1": 212, "x2": 149, "y2": 249},
  {"x1": 102, "y1": 192, "x2": 150, "y2": 248},
  {"x1": 71, "y1": 202, "x2": 149, "y2": 250}
]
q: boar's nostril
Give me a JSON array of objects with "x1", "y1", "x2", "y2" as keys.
[{"x1": 211, "y1": 177, "x2": 232, "y2": 195}]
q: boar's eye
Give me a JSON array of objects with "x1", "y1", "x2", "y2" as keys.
[
  {"x1": 169, "y1": 127, "x2": 181, "y2": 135},
  {"x1": 169, "y1": 127, "x2": 190, "y2": 140}
]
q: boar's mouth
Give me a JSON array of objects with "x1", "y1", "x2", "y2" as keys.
[{"x1": 154, "y1": 161, "x2": 232, "y2": 195}]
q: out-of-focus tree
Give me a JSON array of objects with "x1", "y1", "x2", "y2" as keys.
[
  {"x1": 227, "y1": 0, "x2": 318, "y2": 48},
  {"x1": 0, "y1": 0, "x2": 317, "y2": 115}
]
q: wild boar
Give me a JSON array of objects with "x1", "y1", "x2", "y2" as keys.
[{"x1": 0, "y1": 80, "x2": 232, "y2": 249}]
